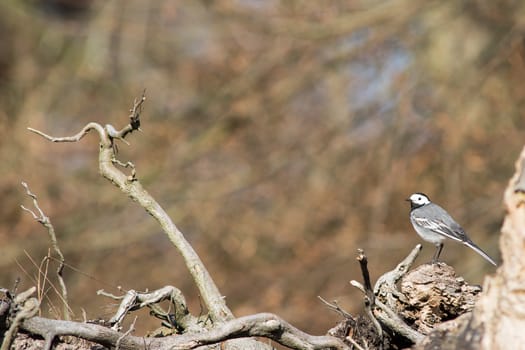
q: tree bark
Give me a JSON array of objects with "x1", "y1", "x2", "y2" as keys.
[{"x1": 470, "y1": 145, "x2": 525, "y2": 349}]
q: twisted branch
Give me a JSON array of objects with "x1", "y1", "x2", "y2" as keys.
[
  {"x1": 20, "y1": 313, "x2": 349, "y2": 350},
  {"x1": 27, "y1": 95, "x2": 233, "y2": 323}
]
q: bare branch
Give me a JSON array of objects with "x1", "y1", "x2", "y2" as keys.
[
  {"x1": 374, "y1": 244, "x2": 421, "y2": 309},
  {"x1": 317, "y1": 296, "x2": 353, "y2": 319},
  {"x1": 96, "y1": 289, "x2": 126, "y2": 300},
  {"x1": 21, "y1": 313, "x2": 350, "y2": 350},
  {"x1": 20, "y1": 182, "x2": 71, "y2": 320},
  {"x1": 163, "y1": 313, "x2": 349, "y2": 350},
  {"x1": 98, "y1": 286, "x2": 201, "y2": 333},
  {"x1": 27, "y1": 122, "x2": 106, "y2": 143},
  {"x1": 105, "y1": 90, "x2": 145, "y2": 146},
  {"x1": 127, "y1": 90, "x2": 145, "y2": 132},
  {"x1": 111, "y1": 159, "x2": 137, "y2": 182},
  {"x1": 370, "y1": 245, "x2": 425, "y2": 343},
  {"x1": 318, "y1": 297, "x2": 367, "y2": 350},
  {"x1": 28, "y1": 94, "x2": 233, "y2": 323},
  {"x1": 356, "y1": 249, "x2": 374, "y2": 305},
  {"x1": 351, "y1": 247, "x2": 426, "y2": 346},
  {"x1": 355, "y1": 249, "x2": 382, "y2": 346},
  {"x1": 344, "y1": 289, "x2": 424, "y2": 346},
  {"x1": 115, "y1": 316, "x2": 137, "y2": 350}
]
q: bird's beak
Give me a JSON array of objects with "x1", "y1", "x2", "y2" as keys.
[{"x1": 405, "y1": 198, "x2": 411, "y2": 202}]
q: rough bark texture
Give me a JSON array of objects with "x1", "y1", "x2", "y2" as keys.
[
  {"x1": 399, "y1": 263, "x2": 481, "y2": 335},
  {"x1": 469, "y1": 145, "x2": 525, "y2": 349}
]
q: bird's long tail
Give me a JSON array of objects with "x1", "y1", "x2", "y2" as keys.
[{"x1": 463, "y1": 240, "x2": 497, "y2": 266}]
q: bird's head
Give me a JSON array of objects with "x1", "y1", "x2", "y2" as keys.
[{"x1": 406, "y1": 192, "x2": 431, "y2": 209}]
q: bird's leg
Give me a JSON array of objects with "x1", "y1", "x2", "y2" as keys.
[{"x1": 432, "y1": 243, "x2": 443, "y2": 264}]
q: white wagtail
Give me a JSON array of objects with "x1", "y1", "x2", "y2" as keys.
[{"x1": 406, "y1": 192, "x2": 497, "y2": 266}]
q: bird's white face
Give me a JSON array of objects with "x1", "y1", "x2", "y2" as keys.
[{"x1": 409, "y1": 193, "x2": 430, "y2": 206}]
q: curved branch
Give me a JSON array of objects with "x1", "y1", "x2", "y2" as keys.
[
  {"x1": 96, "y1": 133, "x2": 233, "y2": 322},
  {"x1": 98, "y1": 285, "x2": 202, "y2": 333},
  {"x1": 21, "y1": 317, "x2": 150, "y2": 350},
  {"x1": 28, "y1": 122, "x2": 106, "y2": 144},
  {"x1": 21, "y1": 313, "x2": 350, "y2": 350},
  {"x1": 28, "y1": 105, "x2": 233, "y2": 322},
  {"x1": 163, "y1": 313, "x2": 349, "y2": 350}
]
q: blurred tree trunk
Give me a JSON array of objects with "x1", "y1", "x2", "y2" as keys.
[{"x1": 470, "y1": 145, "x2": 525, "y2": 348}]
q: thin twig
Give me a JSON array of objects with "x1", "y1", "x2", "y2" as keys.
[
  {"x1": 345, "y1": 334, "x2": 366, "y2": 350},
  {"x1": 105, "y1": 90, "x2": 146, "y2": 148},
  {"x1": 27, "y1": 122, "x2": 105, "y2": 143},
  {"x1": 97, "y1": 289, "x2": 126, "y2": 300},
  {"x1": 129, "y1": 90, "x2": 146, "y2": 130},
  {"x1": 318, "y1": 297, "x2": 366, "y2": 350},
  {"x1": 353, "y1": 246, "x2": 425, "y2": 345},
  {"x1": 20, "y1": 182, "x2": 70, "y2": 320},
  {"x1": 111, "y1": 158, "x2": 137, "y2": 181},
  {"x1": 356, "y1": 249, "x2": 374, "y2": 305},
  {"x1": 317, "y1": 296, "x2": 354, "y2": 319},
  {"x1": 355, "y1": 249, "x2": 382, "y2": 348},
  {"x1": 115, "y1": 316, "x2": 137, "y2": 350}
]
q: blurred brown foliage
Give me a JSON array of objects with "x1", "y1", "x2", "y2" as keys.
[{"x1": 1, "y1": 0, "x2": 524, "y2": 335}]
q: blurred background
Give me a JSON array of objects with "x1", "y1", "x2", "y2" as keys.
[{"x1": 1, "y1": 0, "x2": 524, "y2": 337}]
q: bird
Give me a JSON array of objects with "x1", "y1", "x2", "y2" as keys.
[{"x1": 406, "y1": 192, "x2": 497, "y2": 266}]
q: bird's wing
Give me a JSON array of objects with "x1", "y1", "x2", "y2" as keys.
[
  {"x1": 411, "y1": 217, "x2": 465, "y2": 242},
  {"x1": 411, "y1": 204, "x2": 469, "y2": 242}
]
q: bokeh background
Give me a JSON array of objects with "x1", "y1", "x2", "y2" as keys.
[{"x1": 1, "y1": 0, "x2": 524, "y2": 337}]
